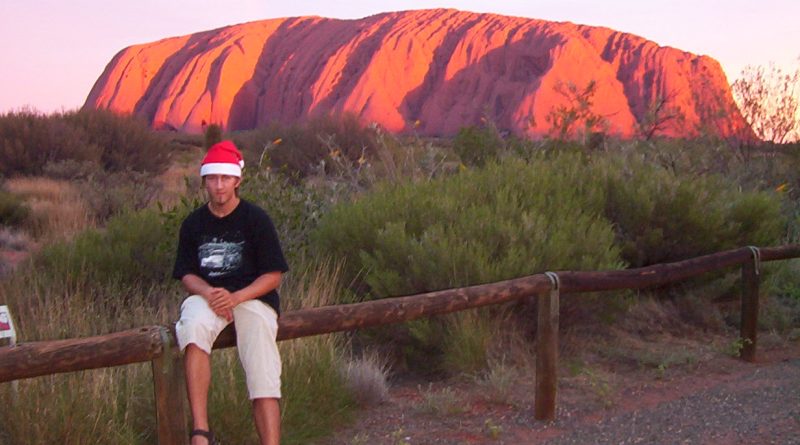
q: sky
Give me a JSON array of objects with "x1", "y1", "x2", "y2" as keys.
[{"x1": 1, "y1": 0, "x2": 798, "y2": 114}]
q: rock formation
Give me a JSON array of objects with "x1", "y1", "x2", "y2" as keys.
[{"x1": 84, "y1": 9, "x2": 748, "y2": 138}]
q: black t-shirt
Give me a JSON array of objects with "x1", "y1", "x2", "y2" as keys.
[{"x1": 172, "y1": 199, "x2": 289, "y2": 314}]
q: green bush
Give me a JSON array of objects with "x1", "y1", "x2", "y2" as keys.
[
  {"x1": 32, "y1": 208, "x2": 173, "y2": 290},
  {"x1": 312, "y1": 155, "x2": 623, "y2": 373},
  {"x1": 602, "y1": 156, "x2": 785, "y2": 267},
  {"x1": 0, "y1": 189, "x2": 30, "y2": 227},
  {"x1": 240, "y1": 170, "x2": 330, "y2": 262},
  {"x1": 314, "y1": 155, "x2": 622, "y2": 298},
  {"x1": 452, "y1": 125, "x2": 503, "y2": 167}
]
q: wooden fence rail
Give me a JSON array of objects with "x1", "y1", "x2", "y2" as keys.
[{"x1": 1, "y1": 244, "x2": 798, "y2": 443}]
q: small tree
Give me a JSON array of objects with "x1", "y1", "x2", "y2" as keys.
[
  {"x1": 204, "y1": 123, "x2": 223, "y2": 149},
  {"x1": 452, "y1": 124, "x2": 502, "y2": 167},
  {"x1": 638, "y1": 90, "x2": 686, "y2": 140},
  {"x1": 544, "y1": 80, "x2": 606, "y2": 141},
  {"x1": 732, "y1": 62, "x2": 800, "y2": 144}
]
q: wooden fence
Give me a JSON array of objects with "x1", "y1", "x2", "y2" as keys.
[{"x1": 1, "y1": 244, "x2": 798, "y2": 444}]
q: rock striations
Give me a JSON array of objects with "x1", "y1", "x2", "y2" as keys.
[{"x1": 84, "y1": 9, "x2": 748, "y2": 138}]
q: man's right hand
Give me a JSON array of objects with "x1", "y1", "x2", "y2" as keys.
[{"x1": 204, "y1": 287, "x2": 235, "y2": 322}]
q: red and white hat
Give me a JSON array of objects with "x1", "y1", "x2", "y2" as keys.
[{"x1": 200, "y1": 140, "x2": 245, "y2": 177}]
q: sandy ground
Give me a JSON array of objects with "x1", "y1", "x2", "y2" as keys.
[{"x1": 317, "y1": 339, "x2": 800, "y2": 445}]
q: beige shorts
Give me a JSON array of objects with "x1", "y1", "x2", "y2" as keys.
[{"x1": 175, "y1": 295, "x2": 281, "y2": 399}]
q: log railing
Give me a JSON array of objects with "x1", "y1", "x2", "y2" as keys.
[{"x1": 1, "y1": 244, "x2": 798, "y2": 443}]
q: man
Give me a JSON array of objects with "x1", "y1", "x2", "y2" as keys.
[{"x1": 173, "y1": 140, "x2": 288, "y2": 445}]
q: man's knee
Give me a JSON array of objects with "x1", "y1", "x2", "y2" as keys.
[
  {"x1": 176, "y1": 296, "x2": 228, "y2": 353},
  {"x1": 176, "y1": 317, "x2": 217, "y2": 354}
]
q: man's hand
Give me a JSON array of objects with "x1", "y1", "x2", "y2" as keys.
[{"x1": 204, "y1": 287, "x2": 239, "y2": 322}]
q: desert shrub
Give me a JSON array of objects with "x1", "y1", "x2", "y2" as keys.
[
  {"x1": 602, "y1": 156, "x2": 785, "y2": 267},
  {"x1": 313, "y1": 154, "x2": 623, "y2": 372},
  {"x1": 452, "y1": 124, "x2": 503, "y2": 167},
  {"x1": 0, "y1": 109, "x2": 100, "y2": 176},
  {"x1": 313, "y1": 155, "x2": 622, "y2": 298},
  {"x1": 233, "y1": 113, "x2": 380, "y2": 176},
  {"x1": 0, "y1": 108, "x2": 173, "y2": 178},
  {"x1": 79, "y1": 170, "x2": 161, "y2": 222},
  {"x1": 758, "y1": 260, "x2": 800, "y2": 332},
  {"x1": 203, "y1": 123, "x2": 223, "y2": 149},
  {"x1": 64, "y1": 108, "x2": 171, "y2": 174},
  {"x1": 240, "y1": 170, "x2": 331, "y2": 262},
  {"x1": 31, "y1": 208, "x2": 173, "y2": 291},
  {"x1": 0, "y1": 188, "x2": 30, "y2": 227}
]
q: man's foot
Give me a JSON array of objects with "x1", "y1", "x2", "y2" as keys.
[{"x1": 190, "y1": 429, "x2": 216, "y2": 445}]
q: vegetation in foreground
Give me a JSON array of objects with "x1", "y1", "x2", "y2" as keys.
[{"x1": 1, "y1": 83, "x2": 799, "y2": 444}]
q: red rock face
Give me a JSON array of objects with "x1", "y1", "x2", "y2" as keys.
[{"x1": 84, "y1": 9, "x2": 748, "y2": 138}]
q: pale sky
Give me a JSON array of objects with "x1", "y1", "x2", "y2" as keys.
[{"x1": 1, "y1": 0, "x2": 798, "y2": 114}]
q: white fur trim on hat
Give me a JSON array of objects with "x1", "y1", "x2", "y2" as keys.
[{"x1": 200, "y1": 162, "x2": 243, "y2": 177}]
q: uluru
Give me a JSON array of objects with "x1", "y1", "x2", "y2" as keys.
[{"x1": 84, "y1": 9, "x2": 749, "y2": 139}]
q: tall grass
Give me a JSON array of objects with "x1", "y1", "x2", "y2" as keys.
[
  {"x1": 0, "y1": 274, "x2": 174, "y2": 444},
  {"x1": 5, "y1": 177, "x2": 94, "y2": 240},
  {"x1": 0, "y1": 206, "x2": 357, "y2": 444}
]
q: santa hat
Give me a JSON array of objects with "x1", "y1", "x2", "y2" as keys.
[{"x1": 200, "y1": 140, "x2": 245, "y2": 177}]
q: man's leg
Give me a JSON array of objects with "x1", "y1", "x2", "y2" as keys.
[
  {"x1": 185, "y1": 344, "x2": 212, "y2": 445},
  {"x1": 176, "y1": 296, "x2": 230, "y2": 445},
  {"x1": 252, "y1": 398, "x2": 280, "y2": 445},
  {"x1": 233, "y1": 301, "x2": 282, "y2": 445}
]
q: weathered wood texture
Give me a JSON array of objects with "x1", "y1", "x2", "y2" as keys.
[
  {"x1": 553, "y1": 245, "x2": 798, "y2": 293},
  {"x1": 740, "y1": 260, "x2": 760, "y2": 362},
  {"x1": 214, "y1": 245, "x2": 799, "y2": 349},
  {"x1": 152, "y1": 327, "x2": 188, "y2": 445},
  {"x1": 1, "y1": 245, "x2": 797, "y2": 383},
  {"x1": 534, "y1": 286, "x2": 559, "y2": 421},
  {"x1": 213, "y1": 274, "x2": 554, "y2": 349},
  {"x1": 0, "y1": 326, "x2": 165, "y2": 383}
]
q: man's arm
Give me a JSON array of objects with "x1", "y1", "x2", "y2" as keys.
[
  {"x1": 231, "y1": 271, "x2": 283, "y2": 305},
  {"x1": 181, "y1": 273, "x2": 217, "y2": 298},
  {"x1": 181, "y1": 272, "x2": 283, "y2": 321},
  {"x1": 180, "y1": 273, "x2": 235, "y2": 321}
]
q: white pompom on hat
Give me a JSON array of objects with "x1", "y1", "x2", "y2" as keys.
[{"x1": 200, "y1": 140, "x2": 245, "y2": 177}]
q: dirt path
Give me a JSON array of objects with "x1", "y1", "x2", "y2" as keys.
[{"x1": 318, "y1": 342, "x2": 800, "y2": 445}]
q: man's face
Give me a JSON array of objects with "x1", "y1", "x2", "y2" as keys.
[{"x1": 203, "y1": 174, "x2": 241, "y2": 207}]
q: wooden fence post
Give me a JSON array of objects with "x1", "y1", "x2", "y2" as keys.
[
  {"x1": 535, "y1": 272, "x2": 560, "y2": 421},
  {"x1": 740, "y1": 248, "x2": 760, "y2": 362},
  {"x1": 152, "y1": 327, "x2": 188, "y2": 445}
]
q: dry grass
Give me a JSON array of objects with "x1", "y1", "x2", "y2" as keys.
[
  {"x1": 5, "y1": 177, "x2": 94, "y2": 240},
  {"x1": 476, "y1": 359, "x2": 519, "y2": 404},
  {"x1": 416, "y1": 384, "x2": 466, "y2": 416},
  {"x1": 154, "y1": 147, "x2": 204, "y2": 207},
  {"x1": 342, "y1": 350, "x2": 390, "y2": 407}
]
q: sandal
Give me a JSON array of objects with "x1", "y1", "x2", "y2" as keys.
[{"x1": 190, "y1": 429, "x2": 217, "y2": 445}]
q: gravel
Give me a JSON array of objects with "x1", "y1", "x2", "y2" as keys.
[{"x1": 542, "y1": 359, "x2": 800, "y2": 445}]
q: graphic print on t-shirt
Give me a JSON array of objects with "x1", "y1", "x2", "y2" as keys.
[{"x1": 198, "y1": 232, "x2": 245, "y2": 278}]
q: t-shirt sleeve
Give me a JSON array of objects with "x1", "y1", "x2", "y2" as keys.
[
  {"x1": 252, "y1": 209, "x2": 289, "y2": 275},
  {"x1": 172, "y1": 218, "x2": 198, "y2": 280}
]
